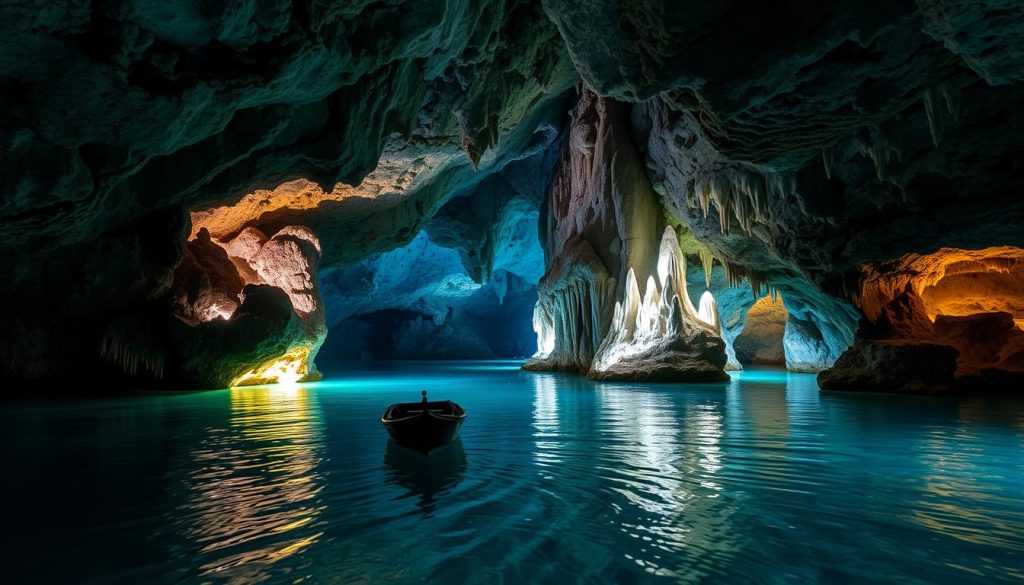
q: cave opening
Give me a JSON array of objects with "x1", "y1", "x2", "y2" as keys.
[
  {"x1": 171, "y1": 156, "x2": 548, "y2": 386},
  {"x1": 733, "y1": 294, "x2": 788, "y2": 367}
]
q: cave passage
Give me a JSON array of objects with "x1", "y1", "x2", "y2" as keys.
[{"x1": 732, "y1": 294, "x2": 788, "y2": 367}]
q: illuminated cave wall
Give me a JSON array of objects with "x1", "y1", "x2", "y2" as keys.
[
  {"x1": 820, "y1": 247, "x2": 1024, "y2": 394},
  {"x1": 5, "y1": 2, "x2": 1024, "y2": 394},
  {"x1": 165, "y1": 223, "x2": 327, "y2": 387}
]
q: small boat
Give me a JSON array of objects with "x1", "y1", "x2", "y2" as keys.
[{"x1": 381, "y1": 391, "x2": 466, "y2": 454}]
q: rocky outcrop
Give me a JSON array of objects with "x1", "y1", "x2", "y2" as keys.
[
  {"x1": 162, "y1": 223, "x2": 326, "y2": 387},
  {"x1": 818, "y1": 340, "x2": 961, "y2": 395},
  {"x1": 524, "y1": 88, "x2": 726, "y2": 381},
  {"x1": 821, "y1": 250, "x2": 1024, "y2": 393},
  {"x1": 170, "y1": 284, "x2": 316, "y2": 388}
]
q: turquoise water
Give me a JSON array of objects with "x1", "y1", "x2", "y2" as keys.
[{"x1": 2, "y1": 361, "x2": 1023, "y2": 584}]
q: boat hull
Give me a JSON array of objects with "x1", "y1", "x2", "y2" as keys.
[{"x1": 384, "y1": 414, "x2": 463, "y2": 454}]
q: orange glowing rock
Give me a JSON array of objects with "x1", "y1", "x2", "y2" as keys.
[
  {"x1": 189, "y1": 137, "x2": 457, "y2": 241},
  {"x1": 858, "y1": 246, "x2": 1024, "y2": 328}
]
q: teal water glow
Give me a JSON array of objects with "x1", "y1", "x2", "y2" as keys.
[{"x1": 2, "y1": 362, "x2": 1023, "y2": 583}]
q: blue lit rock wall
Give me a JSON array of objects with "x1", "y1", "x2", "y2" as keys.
[{"x1": 319, "y1": 211, "x2": 544, "y2": 361}]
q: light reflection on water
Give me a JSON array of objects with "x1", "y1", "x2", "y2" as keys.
[
  {"x1": 2, "y1": 362, "x2": 1023, "y2": 584},
  {"x1": 179, "y1": 386, "x2": 326, "y2": 581}
]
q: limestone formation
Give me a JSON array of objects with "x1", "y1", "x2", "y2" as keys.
[{"x1": 3, "y1": 2, "x2": 1024, "y2": 393}]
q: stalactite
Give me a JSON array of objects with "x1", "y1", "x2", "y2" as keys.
[
  {"x1": 697, "y1": 246, "x2": 714, "y2": 288},
  {"x1": 922, "y1": 87, "x2": 942, "y2": 146},
  {"x1": 693, "y1": 168, "x2": 788, "y2": 234},
  {"x1": 939, "y1": 81, "x2": 960, "y2": 120},
  {"x1": 722, "y1": 261, "x2": 774, "y2": 299},
  {"x1": 822, "y1": 147, "x2": 834, "y2": 179},
  {"x1": 857, "y1": 131, "x2": 895, "y2": 182},
  {"x1": 99, "y1": 332, "x2": 165, "y2": 379}
]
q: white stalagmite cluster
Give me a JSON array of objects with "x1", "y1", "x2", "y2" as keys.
[{"x1": 591, "y1": 227, "x2": 719, "y2": 371}]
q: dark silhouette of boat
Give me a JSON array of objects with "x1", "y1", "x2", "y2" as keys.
[
  {"x1": 384, "y1": 438, "x2": 467, "y2": 514},
  {"x1": 381, "y1": 391, "x2": 466, "y2": 454}
]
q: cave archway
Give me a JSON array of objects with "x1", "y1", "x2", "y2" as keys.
[{"x1": 733, "y1": 295, "x2": 788, "y2": 367}]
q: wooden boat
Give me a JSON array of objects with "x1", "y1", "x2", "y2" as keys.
[{"x1": 381, "y1": 391, "x2": 466, "y2": 454}]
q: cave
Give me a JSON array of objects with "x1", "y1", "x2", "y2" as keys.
[
  {"x1": 3, "y1": 2, "x2": 1024, "y2": 582},
  {"x1": 732, "y1": 294, "x2": 788, "y2": 367}
]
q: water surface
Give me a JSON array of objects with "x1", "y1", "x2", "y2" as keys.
[{"x1": 2, "y1": 362, "x2": 1023, "y2": 583}]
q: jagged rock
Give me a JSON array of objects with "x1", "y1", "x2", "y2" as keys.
[
  {"x1": 171, "y1": 228, "x2": 246, "y2": 323},
  {"x1": 818, "y1": 340, "x2": 960, "y2": 395},
  {"x1": 864, "y1": 288, "x2": 936, "y2": 341},
  {"x1": 160, "y1": 221, "x2": 329, "y2": 387}
]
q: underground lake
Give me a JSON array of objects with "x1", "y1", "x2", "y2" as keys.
[
  {"x1": 3, "y1": 361, "x2": 1022, "y2": 584},
  {"x1": 5, "y1": 2, "x2": 1024, "y2": 583}
]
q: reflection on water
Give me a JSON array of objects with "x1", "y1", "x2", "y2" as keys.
[
  {"x1": 3, "y1": 363, "x2": 1024, "y2": 584},
  {"x1": 594, "y1": 381, "x2": 740, "y2": 580},
  {"x1": 911, "y1": 423, "x2": 1024, "y2": 581},
  {"x1": 383, "y1": 440, "x2": 468, "y2": 516},
  {"x1": 177, "y1": 386, "x2": 326, "y2": 581},
  {"x1": 532, "y1": 374, "x2": 561, "y2": 471}
]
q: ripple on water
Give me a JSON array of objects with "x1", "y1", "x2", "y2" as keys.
[{"x1": 1, "y1": 364, "x2": 1022, "y2": 584}]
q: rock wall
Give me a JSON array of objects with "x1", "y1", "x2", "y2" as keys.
[
  {"x1": 733, "y1": 296, "x2": 788, "y2": 366},
  {"x1": 820, "y1": 247, "x2": 1024, "y2": 393}
]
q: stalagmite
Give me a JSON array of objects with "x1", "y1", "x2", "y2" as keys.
[
  {"x1": 589, "y1": 226, "x2": 727, "y2": 379},
  {"x1": 697, "y1": 291, "x2": 720, "y2": 329}
]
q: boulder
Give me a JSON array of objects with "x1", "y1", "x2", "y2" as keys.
[{"x1": 818, "y1": 340, "x2": 960, "y2": 395}]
